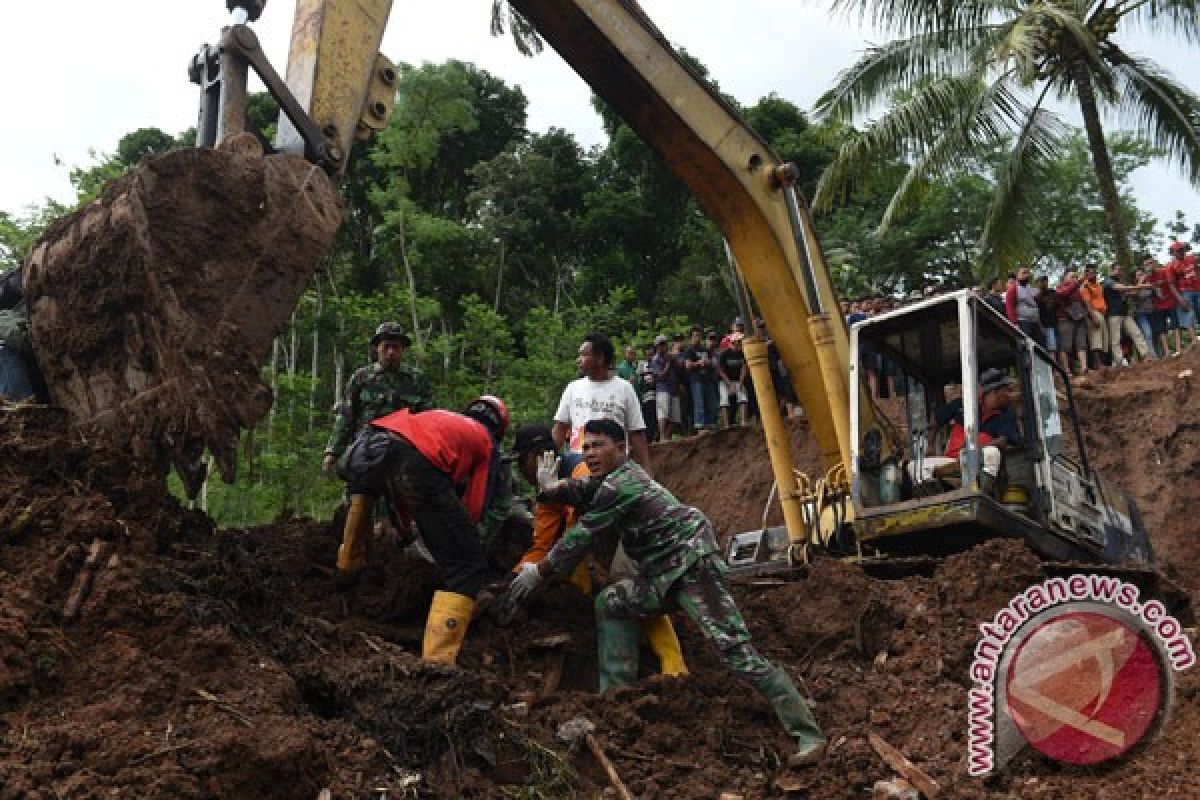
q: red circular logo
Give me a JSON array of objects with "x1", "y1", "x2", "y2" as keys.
[{"x1": 1004, "y1": 610, "x2": 1165, "y2": 765}]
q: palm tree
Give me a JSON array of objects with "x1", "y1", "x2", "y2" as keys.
[
  {"x1": 490, "y1": 1, "x2": 543, "y2": 56},
  {"x1": 813, "y1": 0, "x2": 1200, "y2": 270}
]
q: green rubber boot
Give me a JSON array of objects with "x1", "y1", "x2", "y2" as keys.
[
  {"x1": 757, "y1": 667, "x2": 826, "y2": 767},
  {"x1": 596, "y1": 618, "x2": 641, "y2": 693}
]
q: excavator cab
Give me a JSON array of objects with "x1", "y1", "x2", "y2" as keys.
[{"x1": 849, "y1": 290, "x2": 1153, "y2": 567}]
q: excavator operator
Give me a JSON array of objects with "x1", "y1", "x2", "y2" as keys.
[
  {"x1": 908, "y1": 368, "x2": 1022, "y2": 494},
  {"x1": 505, "y1": 418, "x2": 826, "y2": 768}
]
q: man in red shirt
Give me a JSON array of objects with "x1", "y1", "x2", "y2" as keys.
[
  {"x1": 1147, "y1": 256, "x2": 1187, "y2": 357},
  {"x1": 1054, "y1": 271, "x2": 1090, "y2": 376},
  {"x1": 338, "y1": 396, "x2": 509, "y2": 666},
  {"x1": 1167, "y1": 240, "x2": 1199, "y2": 350},
  {"x1": 908, "y1": 369, "x2": 1019, "y2": 494}
]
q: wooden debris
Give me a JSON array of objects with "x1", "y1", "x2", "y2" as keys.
[
  {"x1": 358, "y1": 631, "x2": 385, "y2": 653},
  {"x1": 585, "y1": 735, "x2": 634, "y2": 800},
  {"x1": 623, "y1": 750, "x2": 694, "y2": 770},
  {"x1": 867, "y1": 733, "x2": 940, "y2": 799},
  {"x1": 317, "y1": 790, "x2": 332, "y2": 800},
  {"x1": 63, "y1": 539, "x2": 112, "y2": 621},
  {"x1": 129, "y1": 743, "x2": 190, "y2": 767},
  {"x1": 541, "y1": 649, "x2": 565, "y2": 697},
  {"x1": 557, "y1": 716, "x2": 633, "y2": 800},
  {"x1": 773, "y1": 775, "x2": 805, "y2": 796},
  {"x1": 529, "y1": 632, "x2": 573, "y2": 649},
  {"x1": 194, "y1": 688, "x2": 253, "y2": 727},
  {"x1": 873, "y1": 778, "x2": 919, "y2": 800}
]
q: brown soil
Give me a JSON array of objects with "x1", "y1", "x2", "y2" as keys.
[{"x1": 1, "y1": 351, "x2": 1198, "y2": 799}]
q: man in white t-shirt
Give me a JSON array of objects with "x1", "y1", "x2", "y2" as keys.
[{"x1": 553, "y1": 332, "x2": 651, "y2": 466}]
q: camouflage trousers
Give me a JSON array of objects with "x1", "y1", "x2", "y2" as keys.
[{"x1": 594, "y1": 555, "x2": 774, "y2": 683}]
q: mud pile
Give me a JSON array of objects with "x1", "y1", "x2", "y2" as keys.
[
  {"x1": 1, "y1": 350, "x2": 1197, "y2": 799},
  {"x1": 647, "y1": 419, "x2": 825, "y2": 541},
  {"x1": 25, "y1": 150, "x2": 341, "y2": 493},
  {"x1": 1070, "y1": 347, "x2": 1200, "y2": 593}
]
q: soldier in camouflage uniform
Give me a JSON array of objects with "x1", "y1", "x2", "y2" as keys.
[
  {"x1": 323, "y1": 322, "x2": 434, "y2": 472},
  {"x1": 508, "y1": 418, "x2": 825, "y2": 767}
]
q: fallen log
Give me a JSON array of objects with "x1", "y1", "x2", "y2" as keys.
[{"x1": 867, "y1": 732, "x2": 941, "y2": 799}]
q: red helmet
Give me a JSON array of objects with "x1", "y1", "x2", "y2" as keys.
[
  {"x1": 464, "y1": 395, "x2": 509, "y2": 439},
  {"x1": 1169, "y1": 240, "x2": 1188, "y2": 253}
]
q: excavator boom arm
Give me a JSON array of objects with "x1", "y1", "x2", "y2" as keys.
[{"x1": 508, "y1": 0, "x2": 860, "y2": 472}]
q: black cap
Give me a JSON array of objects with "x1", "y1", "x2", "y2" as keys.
[
  {"x1": 980, "y1": 368, "x2": 1014, "y2": 393},
  {"x1": 504, "y1": 423, "x2": 556, "y2": 462}
]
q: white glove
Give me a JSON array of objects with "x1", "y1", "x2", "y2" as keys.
[
  {"x1": 509, "y1": 562, "x2": 543, "y2": 602},
  {"x1": 536, "y1": 451, "x2": 561, "y2": 492}
]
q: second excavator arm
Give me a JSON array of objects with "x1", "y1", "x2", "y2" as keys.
[{"x1": 506, "y1": 0, "x2": 880, "y2": 544}]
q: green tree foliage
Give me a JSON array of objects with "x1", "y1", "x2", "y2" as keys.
[
  {"x1": 9, "y1": 54, "x2": 1183, "y2": 525},
  {"x1": 815, "y1": 0, "x2": 1200, "y2": 270},
  {"x1": 0, "y1": 203, "x2": 67, "y2": 270},
  {"x1": 1016, "y1": 131, "x2": 1159, "y2": 270}
]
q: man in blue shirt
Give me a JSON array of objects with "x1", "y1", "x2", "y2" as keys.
[{"x1": 650, "y1": 335, "x2": 679, "y2": 441}]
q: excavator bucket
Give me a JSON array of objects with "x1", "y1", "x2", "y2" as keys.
[{"x1": 24, "y1": 148, "x2": 342, "y2": 495}]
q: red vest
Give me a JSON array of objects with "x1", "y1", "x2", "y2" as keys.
[{"x1": 370, "y1": 410, "x2": 494, "y2": 522}]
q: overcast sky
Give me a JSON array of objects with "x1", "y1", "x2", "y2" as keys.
[{"x1": 2, "y1": 1, "x2": 1196, "y2": 248}]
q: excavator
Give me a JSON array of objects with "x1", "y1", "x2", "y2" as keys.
[{"x1": 20, "y1": 0, "x2": 1159, "y2": 586}]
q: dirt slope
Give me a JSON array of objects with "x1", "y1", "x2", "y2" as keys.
[{"x1": 1, "y1": 351, "x2": 1197, "y2": 799}]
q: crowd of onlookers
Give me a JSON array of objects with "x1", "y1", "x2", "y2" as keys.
[
  {"x1": 846, "y1": 240, "x2": 1198, "y2": 389},
  {"x1": 984, "y1": 241, "x2": 1198, "y2": 377},
  {"x1": 614, "y1": 316, "x2": 798, "y2": 442},
  {"x1": 614, "y1": 241, "x2": 1198, "y2": 440}
]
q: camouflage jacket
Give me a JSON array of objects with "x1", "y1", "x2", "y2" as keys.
[
  {"x1": 543, "y1": 460, "x2": 719, "y2": 595},
  {"x1": 325, "y1": 361, "x2": 434, "y2": 457}
]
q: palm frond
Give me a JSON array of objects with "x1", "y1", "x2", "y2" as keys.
[
  {"x1": 880, "y1": 75, "x2": 1064, "y2": 232},
  {"x1": 1116, "y1": 0, "x2": 1200, "y2": 45},
  {"x1": 1106, "y1": 47, "x2": 1200, "y2": 185},
  {"x1": 490, "y1": 0, "x2": 543, "y2": 56},
  {"x1": 815, "y1": 25, "x2": 1002, "y2": 122},
  {"x1": 814, "y1": 74, "x2": 992, "y2": 211},
  {"x1": 826, "y1": 0, "x2": 1002, "y2": 37},
  {"x1": 980, "y1": 82, "x2": 1067, "y2": 265},
  {"x1": 990, "y1": 8, "x2": 1046, "y2": 83}
]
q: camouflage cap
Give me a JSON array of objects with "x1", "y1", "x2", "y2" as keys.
[{"x1": 371, "y1": 322, "x2": 411, "y2": 347}]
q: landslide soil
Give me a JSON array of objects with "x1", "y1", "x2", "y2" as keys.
[{"x1": 1, "y1": 350, "x2": 1197, "y2": 799}]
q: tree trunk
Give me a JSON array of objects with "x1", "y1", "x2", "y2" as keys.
[
  {"x1": 288, "y1": 310, "x2": 299, "y2": 377},
  {"x1": 333, "y1": 347, "x2": 345, "y2": 407},
  {"x1": 552, "y1": 253, "x2": 562, "y2": 316},
  {"x1": 1071, "y1": 61, "x2": 1134, "y2": 269},
  {"x1": 268, "y1": 336, "x2": 280, "y2": 435},
  {"x1": 493, "y1": 240, "x2": 506, "y2": 313},
  {"x1": 309, "y1": 284, "x2": 322, "y2": 433},
  {"x1": 397, "y1": 212, "x2": 423, "y2": 348},
  {"x1": 440, "y1": 315, "x2": 451, "y2": 381}
]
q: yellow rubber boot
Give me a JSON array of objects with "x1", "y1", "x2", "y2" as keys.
[
  {"x1": 642, "y1": 614, "x2": 688, "y2": 677},
  {"x1": 337, "y1": 494, "x2": 371, "y2": 576},
  {"x1": 566, "y1": 561, "x2": 593, "y2": 596},
  {"x1": 422, "y1": 590, "x2": 474, "y2": 665}
]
